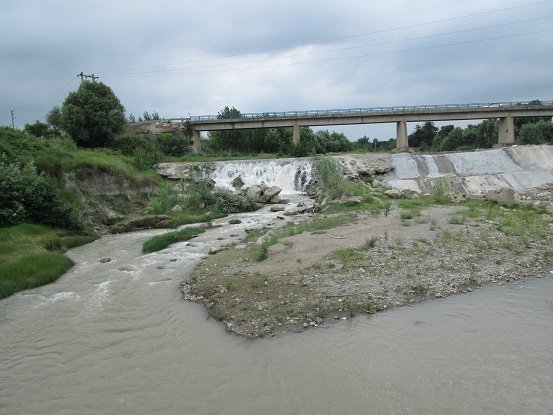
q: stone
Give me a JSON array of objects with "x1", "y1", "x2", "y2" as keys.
[
  {"x1": 256, "y1": 230, "x2": 277, "y2": 245},
  {"x1": 229, "y1": 218, "x2": 242, "y2": 224},
  {"x1": 232, "y1": 176, "x2": 245, "y2": 189},
  {"x1": 384, "y1": 189, "x2": 402, "y2": 199},
  {"x1": 99, "y1": 258, "x2": 111, "y2": 263},
  {"x1": 264, "y1": 185, "x2": 282, "y2": 202},
  {"x1": 270, "y1": 204, "x2": 285, "y2": 212},
  {"x1": 171, "y1": 204, "x2": 183, "y2": 212},
  {"x1": 342, "y1": 196, "x2": 362, "y2": 204},
  {"x1": 485, "y1": 187, "x2": 515, "y2": 207},
  {"x1": 246, "y1": 185, "x2": 264, "y2": 199},
  {"x1": 269, "y1": 194, "x2": 283, "y2": 204},
  {"x1": 209, "y1": 247, "x2": 221, "y2": 255}
]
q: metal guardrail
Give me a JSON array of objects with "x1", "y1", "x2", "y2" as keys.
[{"x1": 160, "y1": 100, "x2": 553, "y2": 123}]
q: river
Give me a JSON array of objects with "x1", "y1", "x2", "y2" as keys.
[{"x1": 1, "y1": 209, "x2": 552, "y2": 415}]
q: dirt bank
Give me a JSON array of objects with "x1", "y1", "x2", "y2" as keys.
[{"x1": 183, "y1": 200, "x2": 553, "y2": 338}]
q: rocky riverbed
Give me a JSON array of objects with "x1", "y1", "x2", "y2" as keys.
[{"x1": 183, "y1": 201, "x2": 553, "y2": 338}]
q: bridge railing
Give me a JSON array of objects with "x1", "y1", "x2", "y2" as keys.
[{"x1": 163, "y1": 100, "x2": 553, "y2": 123}]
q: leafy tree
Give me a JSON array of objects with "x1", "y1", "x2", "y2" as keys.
[
  {"x1": 24, "y1": 121, "x2": 53, "y2": 138},
  {"x1": 60, "y1": 81, "x2": 125, "y2": 147},
  {"x1": 518, "y1": 120, "x2": 553, "y2": 144},
  {"x1": 409, "y1": 121, "x2": 438, "y2": 149}
]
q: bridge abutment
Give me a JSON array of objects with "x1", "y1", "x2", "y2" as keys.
[{"x1": 497, "y1": 115, "x2": 515, "y2": 146}]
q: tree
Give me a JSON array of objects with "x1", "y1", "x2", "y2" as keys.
[
  {"x1": 409, "y1": 121, "x2": 438, "y2": 149},
  {"x1": 60, "y1": 81, "x2": 125, "y2": 147}
]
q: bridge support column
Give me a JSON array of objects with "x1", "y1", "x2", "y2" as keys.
[
  {"x1": 395, "y1": 120, "x2": 409, "y2": 152},
  {"x1": 292, "y1": 123, "x2": 300, "y2": 145},
  {"x1": 191, "y1": 129, "x2": 201, "y2": 154},
  {"x1": 497, "y1": 115, "x2": 515, "y2": 146}
]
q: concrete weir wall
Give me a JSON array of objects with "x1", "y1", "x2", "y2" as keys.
[{"x1": 384, "y1": 145, "x2": 553, "y2": 196}]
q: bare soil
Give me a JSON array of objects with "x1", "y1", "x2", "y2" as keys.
[{"x1": 184, "y1": 202, "x2": 553, "y2": 338}]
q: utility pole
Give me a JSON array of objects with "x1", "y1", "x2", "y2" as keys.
[
  {"x1": 10, "y1": 109, "x2": 15, "y2": 129},
  {"x1": 77, "y1": 72, "x2": 99, "y2": 83}
]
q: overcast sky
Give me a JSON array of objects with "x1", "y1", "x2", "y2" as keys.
[{"x1": 1, "y1": 0, "x2": 552, "y2": 139}]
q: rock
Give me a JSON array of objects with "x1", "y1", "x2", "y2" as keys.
[
  {"x1": 209, "y1": 247, "x2": 221, "y2": 255},
  {"x1": 270, "y1": 204, "x2": 285, "y2": 212},
  {"x1": 264, "y1": 185, "x2": 282, "y2": 202},
  {"x1": 232, "y1": 176, "x2": 245, "y2": 189},
  {"x1": 269, "y1": 194, "x2": 283, "y2": 204},
  {"x1": 372, "y1": 179, "x2": 382, "y2": 188},
  {"x1": 246, "y1": 185, "x2": 264, "y2": 199},
  {"x1": 384, "y1": 189, "x2": 402, "y2": 198},
  {"x1": 276, "y1": 215, "x2": 285, "y2": 220},
  {"x1": 485, "y1": 187, "x2": 515, "y2": 207},
  {"x1": 401, "y1": 189, "x2": 420, "y2": 199},
  {"x1": 229, "y1": 218, "x2": 242, "y2": 224},
  {"x1": 296, "y1": 205, "x2": 308, "y2": 214},
  {"x1": 171, "y1": 204, "x2": 183, "y2": 212},
  {"x1": 256, "y1": 230, "x2": 277, "y2": 245},
  {"x1": 303, "y1": 322, "x2": 309, "y2": 328},
  {"x1": 99, "y1": 258, "x2": 111, "y2": 263},
  {"x1": 341, "y1": 196, "x2": 362, "y2": 204}
]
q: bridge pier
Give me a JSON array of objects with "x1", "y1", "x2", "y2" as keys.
[
  {"x1": 497, "y1": 115, "x2": 515, "y2": 146},
  {"x1": 292, "y1": 123, "x2": 300, "y2": 145},
  {"x1": 395, "y1": 120, "x2": 409, "y2": 152},
  {"x1": 191, "y1": 129, "x2": 201, "y2": 154}
]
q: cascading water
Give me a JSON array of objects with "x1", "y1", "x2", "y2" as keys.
[{"x1": 209, "y1": 158, "x2": 314, "y2": 194}]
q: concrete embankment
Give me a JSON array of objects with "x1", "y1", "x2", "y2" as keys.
[{"x1": 384, "y1": 145, "x2": 553, "y2": 198}]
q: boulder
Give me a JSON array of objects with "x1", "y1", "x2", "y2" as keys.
[
  {"x1": 269, "y1": 194, "x2": 283, "y2": 204},
  {"x1": 246, "y1": 185, "x2": 264, "y2": 199},
  {"x1": 256, "y1": 230, "x2": 277, "y2": 245},
  {"x1": 270, "y1": 204, "x2": 285, "y2": 212},
  {"x1": 171, "y1": 204, "x2": 183, "y2": 212},
  {"x1": 264, "y1": 185, "x2": 282, "y2": 202},
  {"x1": 229, "y1": 218, "x2": 242, "y2": 224},
  {"x1": 232, "y1": 176, "x2": 245, "y2": 189},
  {"x1": 384, "y1": 189, "x2": 402, "y2": 199},
  {"x1": 485, "y1": 187, "x2": 515, "y2": 207}
]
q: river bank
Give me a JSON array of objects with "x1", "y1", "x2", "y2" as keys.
[{"x1": 184, "y1": 200, "x2": 553, "y2": 338}]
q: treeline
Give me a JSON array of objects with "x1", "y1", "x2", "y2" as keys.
[
  {"x1": 204, "y1": 106, "x2": 356, "y2": 156},
  {"x1": 407, "y1": 116, "x2": 553, "y2": 152}
]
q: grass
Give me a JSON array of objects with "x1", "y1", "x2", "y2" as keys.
[
  {"x1": 0, "y1": 252, "x2": 74, "y2": 299},
  {"x1": 361, "y1": 236, "x2": 378, "y2": 250},
  {"x1": 332, "y1": 247, "x2": 363, "y2": 266},
  {"x1": 284, "y1": 214, "x2": 355, "y2": 237},
  {"x1": 0, "y1": 223, "x2": 95, "y2": 299},
  {"x1": 142, "y1": 225, "x2": 209, "y2": 253}
]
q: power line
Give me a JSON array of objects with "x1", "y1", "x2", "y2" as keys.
[
  {"x1": 97, "y1": 0, "x2": 553, "y2": 76},
  {"x1": 10, "y1": 109, "x2": 15, "y2": 129},
  {"x1": 102, "y1": 16, "x2": 553, "y2": 78},
  {"x1": 104, "y1": 28, "x2": 553, "y2": 79}
]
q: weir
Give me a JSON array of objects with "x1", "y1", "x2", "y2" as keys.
[{"x1": 209, "y1": 158, "x2": 314, "y2": 193}]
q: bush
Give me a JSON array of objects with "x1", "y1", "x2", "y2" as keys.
[
  {"x1": 157, "y1": 133, "x2": 190, "y2": 156},
  {"x1": 0, "y1": 156, "x2": 82, "y2": 229},
  {"x1": 133, "y1": 146, "x2": 161, "y2": 170},
  {"x1": 111, "y1": 135, "x2": 156, "y2": 156}
]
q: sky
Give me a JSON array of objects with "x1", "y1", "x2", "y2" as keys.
[{"x1": 1, "y1": 0, "x2": 552, "y2": 140}]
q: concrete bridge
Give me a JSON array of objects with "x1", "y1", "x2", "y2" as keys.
[{"x1": 165, "y1": 101, "x2": 553, "y2": 153}]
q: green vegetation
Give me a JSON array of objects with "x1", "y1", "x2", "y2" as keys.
[
  {"x1": 142, "y1": 225, "x2": 209, "y2": 253},
  {"x1": 54, "y1": 81, "x2": 125, "y2": 148},
  {"x1": 0, "y1": 224, "x2": 95, "y2": 299}
]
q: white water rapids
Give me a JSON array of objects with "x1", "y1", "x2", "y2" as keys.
[{"x1": 209, "y1": 158, "x2": 314, "y2": 193}]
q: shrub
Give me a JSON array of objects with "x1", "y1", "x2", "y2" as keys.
[
  {"x1": 0, "y1": 157, "x2": 82, "y2": 229},
  {"x1": 157, "y1": 133, "x2": 190, "y2": 156},
  {"x1": 133, "y1": 146, "x2": 161, "y2": 170}
]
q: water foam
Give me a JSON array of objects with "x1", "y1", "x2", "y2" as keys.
[{"x1": 210, "y1": 158, "x2": 314, "y2": 193}]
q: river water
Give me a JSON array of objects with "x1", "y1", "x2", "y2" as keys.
[{"x1": 1, "y1": 209, "x2": 552, "y2": 415}]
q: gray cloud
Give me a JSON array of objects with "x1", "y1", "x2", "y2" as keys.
[{"x1": 2, "y1": 0, "x2": 552, "y2": 139}]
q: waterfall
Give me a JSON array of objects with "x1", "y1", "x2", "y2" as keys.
[{"x1": 210, "y1": 158, "x2": 314, "y2": 194}]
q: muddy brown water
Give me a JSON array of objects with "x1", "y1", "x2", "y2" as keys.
[{"x1": 1, "y1": 210, "x2": 553, "y2": 415}]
